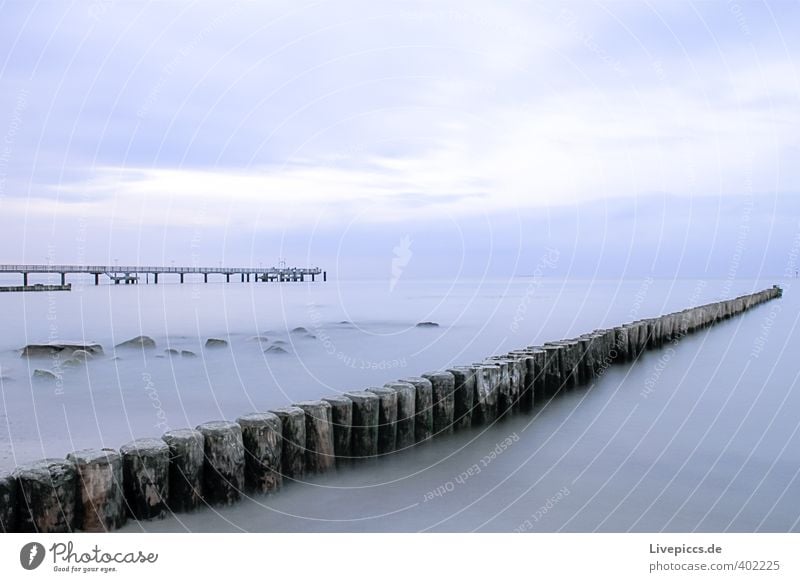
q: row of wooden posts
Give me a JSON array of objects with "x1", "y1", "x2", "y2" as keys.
[{"x1": 0, "y1": 286, "x2": 783, "y2": 532}]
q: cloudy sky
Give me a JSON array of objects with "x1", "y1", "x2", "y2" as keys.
[{"x1": 0, "y1": 1, "x2": 798, "y2": 279}]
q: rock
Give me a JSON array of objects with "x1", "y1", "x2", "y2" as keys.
[
  {"x1": 119, "y1": 438, "x2": 169, "y2": 520},
  {"x1": 264, "y1": 345, "x2": 289, "y2": 354},
  {"x1": 339, "y1": 321, "x2": 353, "y2": 325},
  {"x1": 272, "y1": 340, "x2": 288, "y2": 346},
  {"x1": 32, "y1": 369, "x2": 58, "y2": 381},
  {"x1": 115, "y1": 336, "x2": 156, "y2": 350},
  {"x1": 71, "y1": 349, "x2": 94, "y2": 361},
  {"x1": 13, "y1": 458, "x2": 78, "y2": 532},
  {"x1": 0, "y1": 470, "x2": 17, "y2": 532},
  {"x1": 291, "y1": 327, "x2": 309, "y2": 334},
  {"x1": 416, "y1": 321, "x2": 440, "y2": 328},
  {"x1": 204, "y1": 338, "x2": 228, "y2": 349},
  {"x1": 161, "y1": 429, "x2": 204, "y2": 513},
  {"x1": 66, "y1": 448, "x2": 126, "y2": 532},
  {"x1": 180, "y1": 350, "x2": 197, "y2": 358},
  {"x1": 196, "y1": 421, "x2": 245, "y2": 506},
  {"x1": 248, "y1": 335, "x2": 270, "y2": 343},
  {"x1": 303, "y1": 333, "x2": 317, "y2": 339},
  {"x1": 61, "y1": 358, "x2": 83, "y2": 368},
  {"x1": 236, "y1": 413, "x2": 282, "y2": 493},
  {"x1": 21, "y1": 342, "x2": 104, "y2": 358},
  {"x1": 165, "y1": 348, "x2": 179, "y2": 356}
]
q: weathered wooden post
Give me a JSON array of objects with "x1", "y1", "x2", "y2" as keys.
[
  {"x1": 542, "y1": 345, "x2": 564, "y2": 398},
  {"x1": 236, "y1": 413, "x2": 283, "y2": 492},
  {"x1": 294, "y1": 401, "x2": 336, "y2": 474},
  {"x1": 161, "y1": 429, "x2": 204, "y2": 512},
  {"x1": 446, "y1": 366, "x2": 476, "y2": 428},
  {"x1": 269, "y1": 406, "x2": 306, "y2": 479},
  {"x1": 472, "y1": 364, "x2": 499, "y2": 425},
  {"x1": 383, "y1": 382, "x2": 416, "y2": 450},
  {"x1": 400, "y1": 377, "x2": 434, "y2": 443},
  {"x1": 344, "y1": 391, "x2": 379, "y2": 458},
  {"x1": 322, "y1": 395, "x2": 353, "y2": 467},
  {"x1": 13, "y1": 458, "x2": 77, "y2": 532},
  {"x1": 508, "y1": 352, "x2": 535, "y2": 411},
  {"x1": 67, "y1": 448, "x2": 126, "y2": 531},
  {"x1": 486, "y1": 359, "x2": 513, "y2": 415},
  {"x1": 120, "y1": 439, "x2": 169, "y2": 520},
  {"x1": 196, "y1": 421, "x2": 245, "y2": 505},
  {"x1": 422, "y1": 371, "x2": 456, "y2": 434},
  {"x1": 0, "y1": 470, "x2": 16, "y2": 532},
  {"x1": 525, "y1": 347, "x2": 546, "y2": 404},
  {"x1": 366, "y1": 387, "x2": 398, "y2": 454}
]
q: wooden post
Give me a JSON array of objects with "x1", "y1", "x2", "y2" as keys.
[
  {"x1": 236, "y1": 413, "x2": 283, "y2": 493},
  {"x1": 269, "y1": 407, "x2": 306, "y2": 479},
  {"x1": 0, "y1": 470, "x2": 16, "y2": 532},
  {"x1": 542, "y1": 345, "x2": 564, "y2": 398},
  {"x1": 294, "y1": 401, "x2": 336, "y2": 474},
  {"x1": 366, "y1": 387, "x2": 398, "y2": 455},
  {"x1": 120, "y1": 439, "x2": 169, "y2": 520},
  {"x1": 506, "y1": 353, "x2": 534, "y2": 412},
  {"x1": 66, "y1": 448, "x2": 126, "y2": 531},
  {"x1": 322, "y1": 396, "x2": 353, "y2": 467},
  {"x1": 13, "y1": 459, "x2": 77, "y2": 532},
  {"x1": 384, "y1": 382, "x2": 416, "y2": 450},
  {"x1": 162, "y1": 429, "x2": 205, "y2": 512},
  {"x1": 524, "y1": 348, "x2": 546, "y2": 405},
  {"x1": 471, "y1": 364, "x2": 499, "y2": 425},
  {"x1": 196, "y1": 421, "x2": 245, "y2": 505},
  {"x1": 422, "y1": 371, "x2": 455, "y2": 435},
  {"x1": 400, "y1": 377, "x2": 434, "y2": 443},
  {"x1": 446, "y1": 366, "x2": 476, "y2": 429},
  {"x1": 344, "y1": 391, "x2": 379, "y2": 458}
]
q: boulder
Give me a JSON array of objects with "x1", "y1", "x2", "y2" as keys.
[
  {"x1": 21, "y1": 342, "x2": 103, "y2": 358},
  {"x1": 416, "y1": 321, "x2": 440, "y2": 328},
  {"x1": 265, "y1": 345, "x2": 289, "y2": 354},
  {"x1": 204, "y1": 338, "x2": 228, "y2": 349},
  {"x1": 115, "y1": 336, "x2": 156, "y2": 350},
  {"x1": 32, "y1": 369, "x2": 58, "y2": 381}
]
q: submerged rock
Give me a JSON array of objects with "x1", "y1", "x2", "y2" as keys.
[
  {"x1": 181, "y1": 350, "x2": 197, "y2": 358},
  {"x1": 264, "y1": 345, "x2": 289, "y2": 355},
  {"x1": 115, "y1": 336, "x2": 156, "y2": 350},
  {"x1": 71, "y1": 349, "x2": 94, "y2": 361},
  {"x1": 416, "y1": 321, "x2": 440, "y2": 328},
  {"x1": 290, "y1": 327, "x2": 308, "y2": 334},
  {"x1": 32, "y1": 369, "x2": 59, "y2": 381},
  {"x1": 21, "y1": 342, "x2": 103, "y2": 358},
  {"x1": 272, "y1": 340, "x2": 288, "y2": 346},
  {"x1": 205, "y1": 338, "x2": 228, "y2": 348},
  {"x1": 61, "y1": 358, "x2": 83, "y2": 368},
  {"x1": 248, "y1": 335, "x2": 270, "y2": 343},
  {"x1": 165, "y1": 348, "x2": 179, "y2": 356}
]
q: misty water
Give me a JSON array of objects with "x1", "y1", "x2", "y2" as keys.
[{"x1": 1, "y1": 276, "x2": 797, "y2": 532}]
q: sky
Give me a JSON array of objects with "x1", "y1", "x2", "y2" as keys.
[{"x1": 0, "y1": 0, "x2": 798, "y2": 279}]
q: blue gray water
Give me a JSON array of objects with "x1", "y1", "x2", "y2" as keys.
[{"x1": 0, "y1": 276, "x2": 796, "y2": 531}]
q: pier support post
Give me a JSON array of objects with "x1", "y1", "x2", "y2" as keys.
[
  {"x1": 323, "y1": 271, "x2": 327, "y2": 282},
  {"x1": 0, "y1": 471, "x2": 16, "y2": 532},
  {"x1": 13, "y1": 459, "x2": 77, "y2": 532},
  {"x1": 120, "y1": 439, "x2": 169, "y2": 520},
  {"x1": 366, "y1": 387, "x2": 398, "y2": 454},
  {"x1": 153, "y1": 273, "x2": 158, "y2": 284},
  {"x1": 204, "y1": 274, "x2": 208, "y2": 283},
  {"x1": 343, "y1": 391, "x2": 379, "y2": 458},
  {"x1": 447, "y1": 367, "x2": 476, "y2": 429},
  {"x1": 422, "y1": 372, "x2": 455, "y2": 435},
  {"x1": 400, "y1": 377, "x2": 434, "y2": 443},
  {"x1": 161, "y1": 429, "x2": 205, "y2": 512},
  {"x1": 196, "y1": 421, "x2": 245, "y2": 505},
  {"x1": 94, "y1": 273, "x2": 100, "y2": 285},
  {"x1": 236, "y1": 413, "x2": 283, "y2": 493},
  {"x1": 294, "y1": 401, "x2": 336, "y2": 474},
  {"x1": 67, "y1": 449, "x2": 126, "y2": 532},
  {"x1": 23, "y1": 272, "x2": 28, "y2": 286},
  {"x1": 269, "y1": 407, "x2": 306, "y2": 479},
  {"x1": 322, "y1": 396, "x2": 353, "y2": 467},
  {"x1": 180, "y1": 273, "x2": 184, "y2": 284},
  {"x1": 60, "y1": 273, "x2": 65, "y2": 285},
  {"x1": 384, "y1": 382, "x2": 416, "y2": 450},
  {"x1": 226, "y1": 273, "x2": 230, "y2": 283}
]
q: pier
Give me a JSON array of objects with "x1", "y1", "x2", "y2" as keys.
[
  {"x1": 0, "y1": 285, "x2": 783, "y2": 533},
  {"x1": 0, "y1": 264, "x2": 326, "y2": 286}
]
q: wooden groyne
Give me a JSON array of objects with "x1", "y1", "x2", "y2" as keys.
[
  {"x1": 0, "y1": 286, "x2": 783, "y2": 533},
  {"x1": 0, "y1": 284, "x2": 71, "y2": 293}
]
